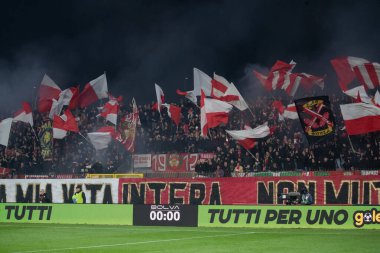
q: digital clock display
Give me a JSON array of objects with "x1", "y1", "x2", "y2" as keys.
[{"x1": 133, "y1": 204, "x2": 198, "y2": 227}]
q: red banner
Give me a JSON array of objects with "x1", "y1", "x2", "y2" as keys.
[
  {"x1": 151, "y1": 153, "x2": 213, "y2": 172},
  {"x1": 118, "y1": 175, "x2": 380, "y2": 205}
]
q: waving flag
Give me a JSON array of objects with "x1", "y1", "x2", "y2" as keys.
[
  {"x1": 13, "y1": 102, "x2": 33, "y2": 126},
  {"x1": 162, "y1": 103, "x2": 181, "y2": 126},
  {"x1": 176, "y1": 89, "x2": 197, "y2": 104},
  {"x1": 353, "y1": 62, "x2": 380, "y2": 90},
  {"x1": 87, "y1": 126, "x2": 117, "y2": 150},
  {"x1": 226, "y1": 122, "x2": 271, "y2": 150},
  {"x1": 53, "y1": 110, "x2": 79, "y2": 139},
  {"x1": 295, "y1": 96, "x2": 335, "y2": 145},
  {"x1": 343, "y1": 85, "x2": 372, "y2": 104},
  {"x1": 194, "y1": 68, "x2": 212, "y2": 96},
  {"x1": 116, "y1": 98, "x2": 139, "y2": 152},
  {"x1": 0, "y1": 118, "x2": 13, "y2": 147},
  {"x1": 330, "y1": 56, "x2": 369, "y2": 91},
  {"x1": 254, "y1": 60, "x2": 302, "y2": 96},
  {"x1": 154, "y1": 83, "x2": 165, "y2": 113},
  {"x1": 79, "y1": 74, "x2": 108, "y2": 108},
  {"x1": 99, "y1": 100, "x2": 119, "y2": 125},
  {"x1": 38, "y1": 74, "x2": 61, "y2": 113},
  {"x1": 204, "y1": 97, "x2": 233, "y2": 129},
  {"x1": 340, "y1": 102, "x2": 380, "y2": 135}
]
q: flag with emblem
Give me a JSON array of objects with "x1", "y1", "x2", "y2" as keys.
[{"x1": 295, "y1": 96, "x2": 335, "y2": 145}]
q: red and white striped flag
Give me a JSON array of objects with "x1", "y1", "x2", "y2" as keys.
[
  {"x1": 162, "y1": 104, "x2": 181, "y2": 126},
  {"x1": 353, "y1": 62, "x2": 380, "y2": 90},
  {"x1": 0, "y1": 118, "x2": 13, "y2": 147},
  {"x1": 254, "y1": 60, "x2": 301, "y2": 96},
  {"x1": 13, "y1": 102, "x2": 33, "y2": 126},
  {"x1": 331, "y1": 56, "x2": 369, "y2": 91},
  {"x1": 38, "y1": 74, "x2": 61, "y2": 113},
  {"x1": 60, "y1": 86, "x2": 79, "y2": 109},
  {"x1": 79, "y1": 74, "x2": 108, "y2": 108},
  {"x1": 340, "y1": 102, "x2": 380, "y2": 135}
]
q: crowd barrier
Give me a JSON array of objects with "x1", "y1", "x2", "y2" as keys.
[{"x1": 0, "y1": 203, "x2": 379, "y2": 229}]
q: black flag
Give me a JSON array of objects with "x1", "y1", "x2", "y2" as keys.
[{"x1": 295, "y1": 96, "x2": 335, "y2": 145}]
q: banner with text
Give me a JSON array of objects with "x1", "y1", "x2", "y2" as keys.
[
  {"x1": 0, "y1": 179, "x2": 119, "y2": 203},
  {"x1": 133, "y1": 154, "x2": 152, "y2": 168},
  {"x1": 151, "y1": 153, "x2": 214, "y2": 172},
  {"x1": 118, "y1": 175, "x2": 380, "y2": 205},
  {"x1": 0, "y1": 203, "x2": 133, "y2": 225},
  {"x1": 198, "y1": 205, "x2": 380, "y2": 229}
]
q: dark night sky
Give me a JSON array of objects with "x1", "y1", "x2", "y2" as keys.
[{"x1": 0, "y1": 0, "x2": 380, "y2": 110}]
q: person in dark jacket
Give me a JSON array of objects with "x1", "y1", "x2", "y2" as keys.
[{"x1": 39, "y1": 189, "x2": 51, "y2": 203}]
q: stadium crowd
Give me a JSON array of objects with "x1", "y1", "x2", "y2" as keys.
[{"x1": 1, "y1": 92, "x2": 380, "y2": 178}]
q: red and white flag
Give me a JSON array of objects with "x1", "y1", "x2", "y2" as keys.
[
  {"x1": 253, "y1": 70, "x2": 271, "y2": 91},
  {"x1": 340, "y1": 102, "x2": 380, "y2": 135},
  {"x1": 0, "y1": 118, "x2": 13, "y2": 147},
  {"x1": 298, "y1": 73, "x2": 325, "y2": 90},
  {"x1": 99, "y1": 100, "x2": 119, "y2": 125},
  {"x1": 13, "y1": 102, "x2": 33, "y2": 126},
  {"x1": 200, "y1": 90, "x2": 208, "y2": 136},
  {"x1": 204, "y1": 96, "x2": 233, "y2": 129},
  {"x1": 194, "y1": 68, "x2": 212, "y2": 96},
  {"x1": 213, "y1": 73, "x2": 248, "y2": 111},
  {"x1": 226, "y1": 122, "x2": 271, "y2": 150},
  {"x1": 87, "y1": 126, "x2": 116, "y2": 150},
  {"x1": 343, "y1": 85, "x2": 372, "y2": 104},
  {"x1": 373, "y1": 91, "x2": 380, "y2": 107},
  {"x1": 176, "y1": 89, "x2": 197, "y2": 104},
  {"x1": 60, "y1": 86, "x2": 79, "y2": 109},
  {"x1": 154, "y1": 83, "x2": 165, "y2": 113},
  {"x1": 162, "y1": 103, "x2": 181, "y2": 126},
  {"x1": 108, "y1": 93, "x2": 123, "y2": 103},
  {"x1": 211, "y1": 73, "x2": 230, "y2": 98},
  {"x1": 254, "y1": 60, "x2": 301, "y2": 96},
  {"x1": 331, "y1": 56, "x2": 369, "y2": 91},
  {"x1": 38, "y1": 74, "x2": 62, "y2": 113},
  {"x1": 116, "y1": 98, "x2": 139, "y2": 152},
  {"x1": 53, "y1": 110, "x2": 79, "y2": 139},
  {"x1": 222, "y1": 82, "x2": 249, "y2": 111},
  {"x1": 283, "y1": 103, "x2": 298, "y2": 120},
  {"x1": 353, "y1": 62, "x2": 380, "y2": 90},
  {"x1": 79, "y1": 74, "x2": 108, "y2": 108}
]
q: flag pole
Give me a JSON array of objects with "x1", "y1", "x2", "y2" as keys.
[
  {"x1": 347, "y1": 134, "x2": 360, "y2": 154},
  {"x1": 78, "y1": 132, "x2": 91, "y2": 145},
  {"x1": 245, "y1": 148, "x2": 259, "y2": 163}
]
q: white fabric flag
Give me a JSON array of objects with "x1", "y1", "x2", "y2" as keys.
[{"x1": 0, "y1": 118, "x2": 13, "y2": 147}]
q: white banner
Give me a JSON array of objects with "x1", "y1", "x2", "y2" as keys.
[
  {"x1": 133, "y1": 154, "x2": 152, "y2": 168},
  {"x1": 0, "y1": 179, "x2": 119, "y2": 203}
]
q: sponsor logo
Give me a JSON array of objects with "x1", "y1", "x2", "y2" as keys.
[{"x1": 353, "y1": 209, "x2": 380, "y2": 228}]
